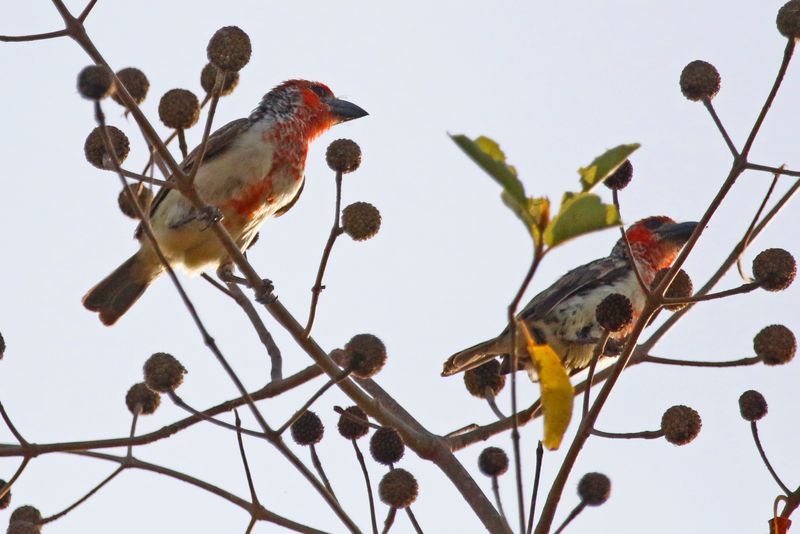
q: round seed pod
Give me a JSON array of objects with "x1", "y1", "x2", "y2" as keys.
[
  {"x1": 7, "y1": 522, "x2": 40, "y2": 534},
  {"x1": 463, "y1": 360, "x2": 506, "y2": 398},
  {"x1": 753, "y1": 248, "x2": 796, "y2": 292},
  {"x1": 0, "y1": 479, "x2": 10, "y2": 510},
  {"x1": 738, "y1": 390, "x2": 768, "y2": 422},
  {"x1": 478, "y1": 447, "x2": 509, "y2": 477},
  {"x1": 125, "y1": 382, "x2": 161, "y2": 415},
  {"x1": 661, "y1": 405, "x2": 702, "y2": 446},
  {"x1": 378, "y1": 468, "x2": 418, "y2": 509},
  {"x1": 118, "y1": 186, "x2": 154, "y2": 219},
  {"x1": 345, "y1": 333, "x2": 387, "y2": 379},
  {"x1": 84, "y1": 126, "x2": 130, "y2": 169},
  {"x1": 326, "y1": 139, "x2": 362, "y2": 173},
  {"x1": 143, "y1": 352, "x2": 187, "y2": 392},
  {"x1": 777, "y1": 0, "x2": 800, "y2": 39},
  {"x1": 200, "y1": 63, "x2": 239, "y2": 96},
  {"x1": 77, "y1": 65, "x2": 114, "y2": 100},
  {"x1": 112, "y1": 67, "x2": 149, "y2": 106},
  {"x1": 679, "y1": 60, "x2": 721, "y2": 101},
  {"x1": 754, "y1": 325, "x2": 796, "y2": 366},
  {"x1": 342, "y1": 202, "x2": 381, "y2": 242},
  {"x1": 158, "y1": 88, "x2": 200, "y2": 129},
  {"x1": 207, "y1": 26, "x2": 251, "y2": 72},
  {"x1": 577, "y1": 472, "x2": 611, "y2": 506},
  {"x1": 604, "y1": 159, "x2": 633, "y2": 191},
  {"x1": 595, "y1": 293, "x2": 633, "y2": 332},
  {"x1": 651, "y1": 268, "x2": 693, "y2": 311},
  {"x1": 290, "y1": 410, "x2": 324, "y2": 446},
  {"x1": 370, "y1": 427, "x2": 405, "y2": 465},
  {"x1": 9, "y1": 505, "x2": 41, "y2": 525},
  {"x1": 337, "y1": 406, "x2": 369, "y2": 440}
]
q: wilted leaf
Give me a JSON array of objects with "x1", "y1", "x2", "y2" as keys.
[
  {"x1": 543, "y1": 192, "x2": 621, "y2": 247},
  {"x1": 520, "y1": 323, "x2": 573, "y2": 450},
  {"x1": 578, "y1": 143, "x2": 640, "y2": 192}
]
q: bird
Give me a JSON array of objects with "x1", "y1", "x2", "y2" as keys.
[
  {"x1": 83, "y1": 79, "x2": 368, "y2": 326},
  {"x1": 442, "y1": 216, "x2": 698, "y2": 378}
]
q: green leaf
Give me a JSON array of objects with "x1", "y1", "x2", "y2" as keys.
[
  {"x1": 543, "y1": 192, "x2": 621, "y2": 247},
  {"x1": 502, "y1": 194, "x2": 550, "y2": 246},
  {"x1": 450, "y1": 134, "x2": 525, "y2": 204},
  {"x1": 578, "y1": 143, "x2": 640, "y2": 192}
]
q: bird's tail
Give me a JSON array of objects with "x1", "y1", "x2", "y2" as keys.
[
  {"x1": 441, "y1": 337, "x2": 507, "y2": 377},
  {"x1": 83, "y1": 250, "x2": 163, "y2": 326}
]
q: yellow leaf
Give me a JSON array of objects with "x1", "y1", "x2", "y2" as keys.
[{"x1": 520, "y1": 323, "x2": 574, "y2": 450}]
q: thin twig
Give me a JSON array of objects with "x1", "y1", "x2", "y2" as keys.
[
  {"x1": 188, "y1": 73, "x2": 224, "y2": 181},
  {"x1": 201, "y1": 272, "x2": 235, "y2": 297},
  {"x1": 702, "y1": 98, "x2": 739, "y2": 158},
  {"x1": 552, "y1": 501, "x2": 586, "y2": 534},
  {"x1": 737, "y1": 169, "x2": 781, "y2": 280},
  {"x1": 353, "y1": 439, "x2": 379, "y2": 534},
  {"x1": 662, "y1": 282, "x2": 759, "y2": 306},
  {"x1": 590, "y1": 428, "x2": 664, "y2": 440},
  {"x1": 751, "y1": 421, "x2": 791, "y2": 495},
  {"x1": 613, "y1": 190, "x2": 650, "y2": 296},
  {"x1": 234, "y1": 411, "x2": 259, "y2": 505},
  {"x1": 278, "y1": 368, "x2": 352, "y2": 434},
  {"x1": 0, "y1": 402, "x2": 28, "y2": 446},
  {"x1": 335, "y1": 406, "x2": 383, "y2": 431},
  {"x1": 0, "y1": 457, "x2": 30, "y2": 502},
  {"x1": 405, "y1": 508, "x2": 424, "y2": 534},
  {"x1": 169, "y1": 392, "x2": 267, "y2": 440},
  {"x1": 485, "y1": 390, "x2": 506, "y2": 420},
  {"x1": 224, "y1": 281, "x2": 283, "y2": 380},
  {"x1": 491, "y1": 476, "x2": 509, "y2": 528},
  {"x1": 0, "y1": 29, "x2": 68, "y2": 42},
  {"x1": 126, "y1": 410, "x2": 139, "y2": 458},
  {"x1": 641, "y1": 355, "x2": 760, "y2": 368},
  {"x1": 77, "y1": 0, "x2": 99, "y2": 22},
  {"x1": 381, "y1": 508, "x2": 397, "y2": 534},
  {"x1": 305, "y1": 170, "x2": 344, "y2": 334},
  {"x1": 244, "y1": 517, "x2": 257, "y2": 534},
  {"x1": 526, "y1": 441, "x2": 543, "y2": 534},
  {"x1": 582, "y1": 332, "x2": 610, "y2": 419},
  {"x1": 310, "y1": 444, "x2": 337, "y2": 502},
  {"x1": 746, "y1": 162, "x2": 800, "y2": 178},
  {"x1": 116, "y1": 168, "x2": 173, "y2": 188},
  {"x1": 177, "y1": 129, "x2": 188, "y2": 160},
  {"x1": 40, "y1": 466, "x2": 124, "y2": 524}
]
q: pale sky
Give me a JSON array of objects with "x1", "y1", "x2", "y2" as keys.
[{"x1": 1, "y1": 1, "x2": 798, "y2": 533}]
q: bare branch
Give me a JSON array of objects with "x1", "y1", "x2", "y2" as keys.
[{"x1": 0, "y1": 29, "x2": 68, "y2": 42}]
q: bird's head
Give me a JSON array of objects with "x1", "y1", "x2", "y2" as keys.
[
  {"x1": 252, "y1": 80, "x2": 368, "y2": 140},
  {"x1": 612, "y1": 216, "x2": 698, "y2": 280}
]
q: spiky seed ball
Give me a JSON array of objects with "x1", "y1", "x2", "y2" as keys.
[
  {"x1": 118, "y1": 186, "x2": 154, "y2": 219},
  {"x1": 595, "y1": 293, "x2": 633, "y2": 332},
  {"x1": 753, "y1": 248, "x2": 796, "y2": 292},
  {"x1": 84, "y1": 126, "x2": 130, "y2": 169},
  {"x1": 739, "y1": 390, "x2": 768, "y2": 422},
  {"x1": 577, "y1": 472, "x2": 611, "y2": 506},
  {"x1": 290, "y1": 411, "x2": 324, "y2": 446},
  {"x1": 337, "y1": 406, "x2": 369, "y2": 440},
  {"x1": 158, "y1": 89, "x2": 200, "y2": 130},
  {"x1": 6, "y1": 522, "x2": 40, "y2": 534},
  {"x1": 754, "y1": 325, "x2": 796, "y2": 366},
  {"x1": 77, "y1": 65, "x2": 114, "y2": 100},
  {"x1": 463, "y1": 360, "x2": 506, "y2": 398},
  {"x1": 478, "y1": 447, "x2": 509, "y2": 477},
  {"x1": 661, "y1": 405, "x2": 702, "y2": 446},
  {"x1": 207, "y1": 26, "x2": 251, "y2": 72},
  {"x1": 200, "y1": 63, "x2": 239, "y2": 96},
  {"x1": 778, "y1": 0, "x2": 800, "y2": 39},
  {"x1": 679, "y1": 60, "x2": 721, "y2": 101},
  {"x1": 9, "y1": 505, "x2": 41, "y2": 525},
  {"x1": 345, "y1": 333, "x2": 387, "y2": 379},
  {"x1": 125, "y1": 382, "x2": 161, "y2": 415},
  {"x1": 143, "y1": 352, "x2": 187, "y2": 392},
  {"x1": 652, "y1": 268, "x2": 694, "y2": 311},
  {"x1": 342, "y1": 202, "x2": 381, "y2": 242},
  {"x1": 604, "y1": 160, "x2": 633, "y2": 191},
  {"x1": 326, "y1": 139, "x2": 362, "y2": 173},
  {"x1": 111, "y1": 67, "x2": 149, "y2": 106},
  {"x1": 378, "y1": 469, "x2": 418, "y2": 508},
  {"x1": 0, "y1": 480, "x2": 10, "y2": 510},
  {"x1": 370, "y1": 427, "x2": 405, "y2": 465}
]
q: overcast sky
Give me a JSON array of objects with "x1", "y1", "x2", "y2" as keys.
[{"x1": 1, "y1": 1, "x2": 798, "y2": 533}]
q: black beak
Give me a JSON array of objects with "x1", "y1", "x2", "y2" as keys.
[
  {"x1": 655, "y1": 221, "x2": 698, "y2": 244},
  {"x1": 328, "y1": 98, "x2": 368, "y2": 122}
]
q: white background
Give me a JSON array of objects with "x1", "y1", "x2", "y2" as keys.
[{"x1": 1, "y1": 1, "x2": 798, "y2": 533}]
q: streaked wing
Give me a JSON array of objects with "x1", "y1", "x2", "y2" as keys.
[
  {"x1": 135, "y1": 118, "x2": 252, "y2": 237},
  {"x1": 504, "y1": 256, "x2": 630, "y2": 335}
]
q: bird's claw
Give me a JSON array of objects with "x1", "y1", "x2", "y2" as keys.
[
  {"x1": 200, "y1": 205, "x2": 223, "y2": 229},
  {"x1": 255, "y1": 279, "x2": 276, "y2": 304}
]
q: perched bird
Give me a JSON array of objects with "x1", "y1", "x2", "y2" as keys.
[
  {"x1": 442, "y1": 216, "x2": 697, "y2": 377},
  {"x1": 84, "y1": 80, "x2": 367, "y2": 325}
]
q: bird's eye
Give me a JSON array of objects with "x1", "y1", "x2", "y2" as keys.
[
  {"x1": 644, "y1": 218, "x2": 665, "y2": 230},
  {"x1": 309, "y1": 85, "x2": 331, "y2": 99}
]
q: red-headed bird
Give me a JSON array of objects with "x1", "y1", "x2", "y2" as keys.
[
  {"x1": 84, "y1": 80, "x2": 367, "y2": 325},
  {"x1": 442, "y1": 216, "x2": 697, "y2": 377}
]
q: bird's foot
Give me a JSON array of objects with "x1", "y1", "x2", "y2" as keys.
[
  {"x1": 255, "y1": 279, "x2": 276, "y2": 304},
  {"x1": 199, "y1": 205, "x2": 223, "y2": 229},
  {"x1": 217, "y1": 262, "x2": 248, "y2": 285}
]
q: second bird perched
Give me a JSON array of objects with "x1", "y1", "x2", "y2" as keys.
[
  {"x1": 442, "y1": 216, "x2": 698, "y2": 378},
  {"x1": 84, "y1": 79, "x2": 368, "y2": 326}
]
